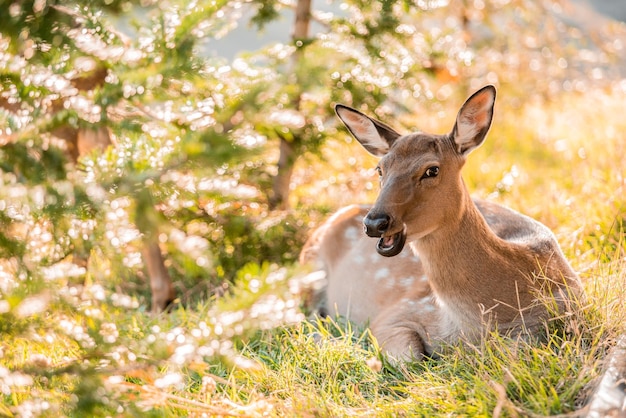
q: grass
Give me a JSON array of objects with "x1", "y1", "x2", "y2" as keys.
[{"x1": 2, "y1": 86, "x2": 626, "y2": 416}]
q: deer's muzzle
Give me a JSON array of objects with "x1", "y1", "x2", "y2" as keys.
[
  {"x1": 364, "y1": 213, "x2": 406, "y2": 257},
  {"x1": 363, "y1": 213, "x2": 390, "y2": 237}
]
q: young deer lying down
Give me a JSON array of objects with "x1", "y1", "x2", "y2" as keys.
[{"x1": 300, "y1": 85, "x2": 584, "y2": 360}]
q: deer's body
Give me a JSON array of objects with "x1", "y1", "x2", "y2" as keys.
[{"x1": 301, "y1": 86, "x2": 583, "y2": 359}]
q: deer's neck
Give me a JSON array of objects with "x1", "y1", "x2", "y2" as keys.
[{"x1": 410, "y1": 191, "x2": 526, "y2": 323}]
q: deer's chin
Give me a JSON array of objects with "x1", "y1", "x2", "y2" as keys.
[{"x1": 376, "y1": 230, "x2": 406, "y2": 257}]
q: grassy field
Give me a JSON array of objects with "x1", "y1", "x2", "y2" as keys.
[{"x1": 2, "y1": 86, "x2": 625, "y2": 416}]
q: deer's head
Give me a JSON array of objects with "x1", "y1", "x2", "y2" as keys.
[{"x1": 336, "y1": 85, "x2": 496, "y2": 257}]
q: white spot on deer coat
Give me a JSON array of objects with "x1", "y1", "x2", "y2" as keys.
[
  {"x1": 344, "y1": 227, "x2": 359, "y2": 242},
  {"x1": 399, "y1": 276, "x2": 415, "y2": 287},
  {"x1": 374, "y1": 267, "x2": 390, "y2": 281},
  {"x1": 421, "y1": 303, "x2": 436, "y2": 313}
]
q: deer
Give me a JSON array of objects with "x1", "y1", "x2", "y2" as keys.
[{"x1": 300, "y1": 85, "x2": 584, "y2": 360}]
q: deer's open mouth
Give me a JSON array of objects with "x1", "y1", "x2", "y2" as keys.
[{"x1": 376, "y1": 230, "x2": 406, "y2": 257}]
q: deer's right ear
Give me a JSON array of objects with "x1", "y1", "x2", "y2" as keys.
[
  {"x1": 451, "y1": 85, "x2": 496, "y2": 156},
  {"x1": 335, "y1": 105, "x2": 401, "y2": 157}
]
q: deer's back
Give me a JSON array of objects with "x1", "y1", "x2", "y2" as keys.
[{"x1": 474, "y1": 198, "x2": 580, "y2": 290}]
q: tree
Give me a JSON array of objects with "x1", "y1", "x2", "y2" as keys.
[
  {"x1": 0, "y1": 1, "x2": 306, "y2": 412},
  {"x1": 0, "y1": 0, "x2": 257, "y2": 311},
  {"x1": 269, "y1": 0, "x2": 312, "y2": 210}
]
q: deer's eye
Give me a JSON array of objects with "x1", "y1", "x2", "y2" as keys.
[
  {"x1": 375, "y1": 166, "x2": 383, "y2": 178},
  {"x1": 421, "y1": 166, "x2": 439, "y2": 179}
]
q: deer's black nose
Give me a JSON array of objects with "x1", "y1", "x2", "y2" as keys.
[{"x1": 363, "y1": 213, "x2": 390, "y2": 237}]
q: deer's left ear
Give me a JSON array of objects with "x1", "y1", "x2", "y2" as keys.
[
  {"x1": 452, "y1": 85, "x2": 496, "y2": 156},
  {"x1": 335, "y1": 105, "x2": 401, "y2": 157}
]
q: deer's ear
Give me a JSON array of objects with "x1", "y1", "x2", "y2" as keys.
[
  {"x1": 452, "y1": 85, "x2": 496, "y2": 156},
  {"x1": 335, "y1": 105, "x2": 401, "y2": 157}
]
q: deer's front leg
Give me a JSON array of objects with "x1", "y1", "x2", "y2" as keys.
[{"x1": 370, "y1": 303, "x2": 436, "y2": 361}]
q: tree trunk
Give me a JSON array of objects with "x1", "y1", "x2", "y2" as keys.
[
  {"x1": 270, "y1": 136, "x2": 298, "y2": 209},
  {"x1": 269, "y1": 0, "x2": 311, "y2": 210},
  {"x1": 142, "y1": 236, "x2": 175, "y2": 313}
]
